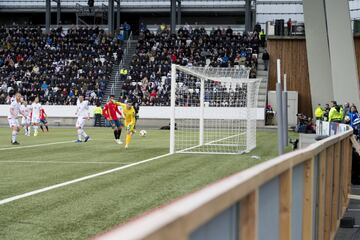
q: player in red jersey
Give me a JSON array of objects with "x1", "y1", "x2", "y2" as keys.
[
  {"x1": 39, "y1": 108, "x2": 49, "y2": 132},
  {"x1": 103, "y1": 95, "x2": 123, "y2": 144}
]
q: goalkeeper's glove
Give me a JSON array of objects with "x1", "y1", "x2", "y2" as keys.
[{"x1": 126, "y1": 125, "x2": 132, "y2": 131}]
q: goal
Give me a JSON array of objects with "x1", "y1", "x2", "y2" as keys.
[{"x1": 169, "y1": 64, "x2": 261, "y2": 154}]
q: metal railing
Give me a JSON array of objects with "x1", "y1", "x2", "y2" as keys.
[
  {"x1": 95, "y1": 123, "x2": 353, "y2": 240},
  {"x1": 110, "y1": 83, "x2": 115, "y2": 95},
  {"x1": 117, "y1": 31, "x2": 132, "y2": 70}
]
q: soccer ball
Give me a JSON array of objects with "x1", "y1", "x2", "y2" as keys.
[{"x1": 139, "y1": 130, "x2": 147, "y2": 137}]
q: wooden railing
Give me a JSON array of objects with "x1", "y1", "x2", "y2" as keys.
[{"x1": 95, "y1": 126, "x2": 353, "y2": 240}]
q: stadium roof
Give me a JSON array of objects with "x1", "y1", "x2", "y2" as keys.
[{"x1": 0, "y1": 0, "x2": 251, "y2": 13}]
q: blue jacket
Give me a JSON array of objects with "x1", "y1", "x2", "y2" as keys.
[{"x1": 348, "y1": 112, "x2": 359, "y2": 127}]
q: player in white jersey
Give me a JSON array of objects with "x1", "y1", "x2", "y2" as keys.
[
  {"x1": 75, "y1": 96, "x2": 90, "y2": 143},
  {"x1": 31, "y1": 97, "x2": 41, "y2": 136},
  {"x1": 8, "y1": 93, "x2": 24, "y2": 144},
  {"x1": 20, "y1": 101, "x2": 31, "y2": 136}
]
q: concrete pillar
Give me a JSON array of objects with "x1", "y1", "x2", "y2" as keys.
[
  {"x1": 108, "y1": 0, "x2": 114, "y2": 34},
  {"x1": 177, "y1": 0, "x2": 181, "y2": 26},
  {"x1": 171, "y1": 0, "x2": 176, "y2": 34},
  {"x1": 45, "y1": 0, "x2": 51, "y2": 33},
  {"x1": 325, "y1": 0, "x2": 360, "y2": 106},
  {"x1": 56, "y1": 0, "x2": 61, "y2": 25},
  {"x1": 116, "y1": 0, "x2": 120, "y2": 30},
  {"x1": 303, "y1": 0, "x2": 334, "y2": 109},
  {"x1": 245, "y1": 0, "x2": 252, "y2": 32}
]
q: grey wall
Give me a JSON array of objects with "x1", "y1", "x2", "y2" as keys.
[
  {"x1": 304, "y1": 0, "x2": 360, "y2": 109},
  {"x1": 325, "y1": 0, "x2": 360, "y2": 106},
  {"x1": 303, "y1": 0, "x2": 334, "y2": 108}
]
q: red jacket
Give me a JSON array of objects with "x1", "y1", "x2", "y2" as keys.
[
  {"x1": 102, "y1": 101, "x2": 122, "y2": 120},
  {"x1": 40, "y1": 108, "x2": 47, "y2": 120}
]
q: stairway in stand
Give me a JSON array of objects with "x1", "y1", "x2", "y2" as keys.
[
  {"x1": 101, "y1": 35, "x2": 138, "y2": 105},
  {"x1": 255, "y1": 47, "x2": 269, "y2": 127},
  {"x1": 256, "y1": 47, "x2": 269, "y2": 109}
]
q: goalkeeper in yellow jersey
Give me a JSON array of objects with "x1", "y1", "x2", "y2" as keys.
[{"x1": 114, "y1": 100, "x2": 136, "y2": 149}]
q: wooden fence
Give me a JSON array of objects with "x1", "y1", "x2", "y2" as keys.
[{"x1": 95, "y1": 127, "x2": 353, "y2": 240}]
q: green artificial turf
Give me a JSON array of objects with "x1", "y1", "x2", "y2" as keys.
[{"x1": 0, "y1": 127, "x2": 297, "y2": 239}]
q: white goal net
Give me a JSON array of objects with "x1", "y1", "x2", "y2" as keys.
[{"x1": 169, "y1": 64, "x2": 261, "y2": 154}]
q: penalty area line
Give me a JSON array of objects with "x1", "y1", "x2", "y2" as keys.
[
  {"x1": 0, "y1": 152, "x2": 172, "y2": 206},
  {"x1": 0, "y1": 140, "x2": 75, "y2": 151}
]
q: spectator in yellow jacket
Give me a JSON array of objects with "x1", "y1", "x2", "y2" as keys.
[
  {"x1": 314, "y1": 104, "x2": 324, "y2": 120},
  {"x1": 328, "y1": 101, "x2": 344, "y2": 123}
]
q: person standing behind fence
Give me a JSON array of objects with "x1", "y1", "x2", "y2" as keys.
[
  {"x1": 287, "y1": 18, "x2": 292, "y2": 36},
  {"x1": 328, "y1": 101, "x2": 344, "y2": 123},
  {"x1": 347, "y1": 105, "x2": 359, "y2": 127},
  {"x1": 93, "y1": 102, "x2": 103, "y2": 127},
  {"x1": 120, "y1": 68, "x2": 128, "y2": 81},
  {"x1": 259, "y1": 29, "x2": 266, "y2": 47},
  {"x1": 124, "y1": 22, "x2": 131, "y2": 40},
  {"x1": 262, "y1": 50, "x2": 269, "y2": 71},
  {"x1": 314, "y1": 104, "x2": 324, "y2": 120},
  {"x1": 343, "y1": 102, "x2": 350, "y2": 117},
  {"x1": 323, "y1": 103, "x2": 330, "y2": 121}
]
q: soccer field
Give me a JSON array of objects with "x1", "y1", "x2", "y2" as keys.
[{"x1": 0, "y1": 127, "x2": 297, "y2": 239}]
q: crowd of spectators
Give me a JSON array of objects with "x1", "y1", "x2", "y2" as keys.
[
  {"x1": 0, "y1": 26, "x2": 123, "y2": 105},
  {"x1": 121, "y1": 25, "x2": 261, "y2": 106},
  {"x1": 295, "y1": 101, "x2": 360, "y2": 134}
]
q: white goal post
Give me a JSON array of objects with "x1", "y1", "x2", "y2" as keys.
[{"x1": 169, "y1": 64, "x2": 262, "y2": 155}]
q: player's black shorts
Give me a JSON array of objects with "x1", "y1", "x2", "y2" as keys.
[{"x1": 40, "y1": 119, "x2": 47, "y2": 124}]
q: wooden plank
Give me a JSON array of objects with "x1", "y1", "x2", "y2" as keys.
[
  {"x1": 267, "y1": 38, "x2": 312, "y2": 116},
  {"x1": 339, "y1": 140, "x2": 345, "y2": 216},
  {"x1": 331, "y1": 142, "x2": 341, "y2": 235},
  {"x1": 324, "y1": 146, "x2": 334, "y2": 240},
  {"x1": 279, "y1": 169, "x2": 292, "y2": 240},
  {"x1": 239, "y1": 190, "x2": 258, "y2": 240},
  {"x1": 340, "y1": 138, "x2": 351, "y2": 213},
  {"x1": 302, "y1": 159, "x2": 314, "y2": 240},
  {"x1": 317, "y1": 150, "x2": 327, "y2": 240},
  {"x1": 348, "y1": 137, "x2": 354, "y2": 202}
]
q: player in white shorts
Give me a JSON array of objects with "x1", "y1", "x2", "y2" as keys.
[
  {"x1": 21, "y1": 100, "x2": 31, "y2": 136},
  {"x1": 8, "y1": 93, "x2": 24, "y2": 144},
  {"x1": 75, "y1": 96, "x2": 90, "y2": 143},
  {"x1": 31, "y1": 97, "x2": 41, "y2": 136}
]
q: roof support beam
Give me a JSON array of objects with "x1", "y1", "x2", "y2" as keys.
[
  {"x1": 171, "y1": 0, "x2": 176, "y2": 33},
  {"x1": 45, "y1": 0, "x2": 51, "y2": 33}
]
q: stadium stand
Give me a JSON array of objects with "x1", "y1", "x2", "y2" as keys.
[
  {"x1": 0, "y1": 26, "x2": 123, "y2": 105},
  {"x1": 120, "y1": 26, "x2": 260, "y2": 106}
]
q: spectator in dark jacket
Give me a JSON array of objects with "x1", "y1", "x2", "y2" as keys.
[{"x1": 262, "y1": 50, "x2": 269, "y2": 71}]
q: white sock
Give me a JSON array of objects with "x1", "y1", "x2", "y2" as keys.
[
  {"x1": 77, "y1": 129, "x2": 83, "y2": 141},
  {"x1": 24, "y1": 127, "x2": 27, "y2": 135},
  {"x1": 12, "y1": 130, "x2": 17, "y2": 143},
  {"x1": 33, "y1": 125, "x2": 38, "y2": 132},
  {"x1": 81, "y1": 130, "x2": 88, "y2": 138}
]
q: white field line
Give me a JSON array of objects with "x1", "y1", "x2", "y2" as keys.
[
  {"x1": 177, "y1": 132, "x2": 246, "y2": 153},
  {"x1": 0, "y1": 140, "x2": 74, "y2": 151},
  {"x1": 0, "y1": 160, "x2": 129, "y2": 165},
  {"x1": 0, "y1": 153, "x2": 172, "y2": 206}
]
